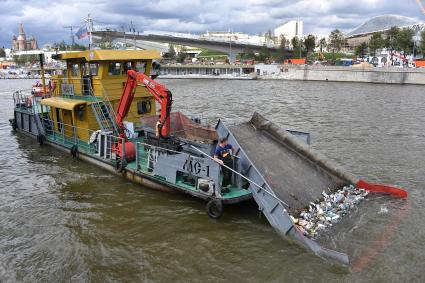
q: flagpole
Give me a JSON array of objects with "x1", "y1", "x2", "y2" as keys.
[{"x1": 87, "y1": 14, "x2": 93, "y2": 50}]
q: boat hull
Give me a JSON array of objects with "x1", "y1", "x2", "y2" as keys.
[{"x1": 11, "y1": 109, "x2": 252, "y2": 205}]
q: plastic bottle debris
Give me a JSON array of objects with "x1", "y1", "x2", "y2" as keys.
[{"x1": 293, "y1": 185, "x2": 369, "y2": 239}]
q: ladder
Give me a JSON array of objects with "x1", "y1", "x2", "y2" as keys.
[{"x1": 91, "y1": 100, "x2": 119, "y2": 134}]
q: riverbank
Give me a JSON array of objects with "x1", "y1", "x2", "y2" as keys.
[{"x1": 258, "y1": 65, "x2": 425, "y2": 85}]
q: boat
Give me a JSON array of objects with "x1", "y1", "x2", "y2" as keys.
[{"x1": 9, "y1": 49, "x2": 408, "y2": 266}]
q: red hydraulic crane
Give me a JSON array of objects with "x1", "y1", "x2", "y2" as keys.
[{"x1": 114, "y1": 69, "x2": 173, "y2": 161}]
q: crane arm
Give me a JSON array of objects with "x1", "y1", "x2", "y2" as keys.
[{"x1": 116, "y1": 69, "x2": 173, "y2": 139}]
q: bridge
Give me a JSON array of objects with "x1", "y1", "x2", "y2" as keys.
[{"x1": 91, "y1": 30, "x2": 291, "y2": 61}]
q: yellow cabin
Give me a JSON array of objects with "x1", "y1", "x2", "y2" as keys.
[{"x1": 41, "y1": 49, "x2": 161, "y2": 142}]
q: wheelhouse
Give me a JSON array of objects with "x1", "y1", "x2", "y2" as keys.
[{"x1": 41, "y1": 50, "x2": 161, "y2": 143}]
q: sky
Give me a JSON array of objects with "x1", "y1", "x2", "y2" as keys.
[{"x1": 0, "y1": 0, "x2": 423, "y2": 48}]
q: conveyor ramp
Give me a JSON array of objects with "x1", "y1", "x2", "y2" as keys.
[{"x1": 216, "y1": 112, "x2": 353, "y2": 264}]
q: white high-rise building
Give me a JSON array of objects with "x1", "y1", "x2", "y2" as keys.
[{"x1": 274, "y1": 20, "x2": 303, "y2": 40}]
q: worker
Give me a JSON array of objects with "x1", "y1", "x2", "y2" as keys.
[{"x1": 214, "y1": 137, "x2": 235, "y2": 190}]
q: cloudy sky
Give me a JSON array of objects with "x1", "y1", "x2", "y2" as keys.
[{"x1": 0, "y1": 0, "x2": 423, "y2": 48}]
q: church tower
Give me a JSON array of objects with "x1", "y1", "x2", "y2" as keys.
[{"x1": 17, "y1": 23, "x2": 27, "y2": 51}]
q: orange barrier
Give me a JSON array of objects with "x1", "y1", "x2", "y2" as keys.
[
  {"x1": 415, "y1": 60, "x2": 425, "y2": 67},
  {"x1": 284, "y1": 58, "x2": 306, "y2": 65}
]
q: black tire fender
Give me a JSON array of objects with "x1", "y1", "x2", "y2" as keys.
[
  {"x1": 70, "y1": 145, "x2": 78, "y2": 159},
  {"x1": 206, "y1": 199, "x2": 223, "y2": 219},
  {"x1": 116, "y1": 158, "x2": 127, "y2": 173},
  {"x1": 11, "y1": 119, "x2": 17, "y2": 131},
  {"x1": 37, "y1": 134, "x2": 45, "y2": 146}
]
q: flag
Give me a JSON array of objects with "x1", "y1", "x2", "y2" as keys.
[{"x1": 75, "y1": 25, "x2": 88, "y2": 39}]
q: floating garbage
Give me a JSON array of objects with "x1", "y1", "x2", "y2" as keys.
[{"x1": 293, "y1": 185, "x2": 369, "y2": 239}]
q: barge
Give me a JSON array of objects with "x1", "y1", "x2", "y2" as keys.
[{"x1": 9, "y1": 50, "x2": 408, "y2": 266}]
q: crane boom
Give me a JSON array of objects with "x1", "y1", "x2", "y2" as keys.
[
  {"x1": 117, "y1": 69, "x2": 173, "y2": 139},
  {"x1": 113, "y1": 69, "x2": 173, "y2": 162}
]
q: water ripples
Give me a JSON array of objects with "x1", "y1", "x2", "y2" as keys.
[{"x1": 1, "y1": 79, "x2": 424, "y2": 281}]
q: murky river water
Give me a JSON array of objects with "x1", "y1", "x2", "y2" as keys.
[{"x1": 0, "y1": 79, "x2": 424, "y2": 282}]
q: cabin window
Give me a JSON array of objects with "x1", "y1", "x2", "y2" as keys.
[
  {"x1": 137, "y1": 100, "x2": 152, "y2": 115},
  {"x1": 76, "y1": 105, "x2": 86, "y2": 121},
  {"x1": 71, "y1": 63, "x2": 79, "y2": 77},
  {"x1": 124, "y1": 61, "x2": 133, "y2": 73},
  {"x1": 108, "y1": 62, "x2": 122, "y2": 76},
  {"x1": 135, "y1": 61, "x2": 146, "y2": 73},
  {"x1": 89, "y1": 63, "x2": 99, "y2": 76}
]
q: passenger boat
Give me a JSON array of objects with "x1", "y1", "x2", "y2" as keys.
[{"x1": 9, "y1": 49, "x2": 408, "y2": 266}]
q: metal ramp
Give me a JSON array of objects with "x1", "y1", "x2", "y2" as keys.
[
  {"x1": 215, "y1": 112, "x2": 351, "y2": 265},
  {"x1": 91, "y1": 101, "x2": 119, "y2": 134}
]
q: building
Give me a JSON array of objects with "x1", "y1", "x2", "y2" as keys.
[
  {"x1": 12, "y1": 23, "x2": 38, "y2": 51},
  {"x1": 345, "y1": 15, "x2": 424, "y2": 51},
  {"x1": 274, "y1": 20, "x2": 303, "y2": 40}
]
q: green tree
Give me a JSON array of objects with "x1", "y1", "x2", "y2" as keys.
[
  {"x1": 304, "y1": 34, "x2": 316, "y2": 56},
  {"x1": 291, "y1": 37, "x2": 304, "y2": 58},
  {"x1": 166, "y1": 44, "x2": 176, "y2": 60},
  {"x1": 369, "y1": 33, "x2": 384, "y2": 56},
  {"x1": 396, "y1": 28, "x2": 414, "y2": 56},
  {"x1": 355, "y1": 42, "x2": 368, "y2": 58},
  {"x1": 12, "y1": 54, "x2": 39, "y2": 66},
  {"x1": 318, "y1": 37, "x2": 327, "y2": 53},
  {"x1": 98, "y1": 42, "x2": 113, "y2": 49},
  {"x1": 71, "y1": 43, "x2": 87, "y2": 50},
  {"x1": 278, "y1": 35, "x2": 287, "y2": 61},
  {"x1": 240, "y1": 47, "x2": 255, "y2": 60},
  {"x1": 176, "y1": 46, "x2": 187, "y2": 63},
  {"x1": 0, "y1": 48, "x2": 5, "y2": 57},
  {"x1": 258, "y1": 45, "x2": 270, "y2": 62},
  {"x1": 385, "y1": 26, "x2": 400, "y2": 51},
  {"x1": 328, "y1": 29, "x2": 345, "y2": 63},
  {"x1": 419, "y1": 30, "x2": 425, "y2": 55}
]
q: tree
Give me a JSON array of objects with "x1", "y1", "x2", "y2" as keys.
[
  {"x1": 328, "y1": 29, "x2": 345, "y2": 63},
  {"x1": 291, "y1": 37, "x2": 301, "y2": 58},
  {"x1": 318, "y1": 37, "x2": 327, "y2": 53},
  {"x1": 304, "y1": 34, "x2": 316, "y2": 56},
  {"x1": 13, "y1": 54, "x2": 39, "y2": 66},
  {"x1": 278, "y1": 35, "x2": 287, "y2": 61},
  {"x1": 98, "y1": 42, "x2": 113, "y2": 49},
  {"x1": 0, "y1": 48, "x2": 5, "y2": 58},
  {"x1": 258, "y1": 45, "x2": 270, "y2": 62},
  {"x1": 420, "y1": 30, "x2": 425, "y2": 55},
  {"x1": 176, "y1": 46, "x2": 187, "y2": 63},
  {"x1": 71, "y1": 43, "x2": 87, "y2": 51},
  {"x1": 368, "y1": 32, "x2": 384, "y2": 57},
  {"x1": 396, "y1": 28, "x2": 414, "y2": 56},
  {"x1": 385, "y1": 26, "x2": 400, "y2": 51},
  {"x1": 240, "y1": 47, "x2": 255, "y2": 60},
  {"x1": 355, "y1": 42, "x2": 368, "y2": 58},
  {"x1": 166, "y1": 44, "x2": 176, "y2": 60}
]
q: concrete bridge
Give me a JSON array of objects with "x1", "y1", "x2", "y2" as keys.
[{"x1": 91, "y1": 31, "x2": 292, "y2": 61}]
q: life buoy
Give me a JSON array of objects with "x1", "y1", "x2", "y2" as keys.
[{"x1": 206, "y1": 199, "x2": 223, "y2": 219}]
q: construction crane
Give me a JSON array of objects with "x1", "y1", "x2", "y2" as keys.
[
  {"x1": 63, "y1": 26, "x2": 78, "y2": 45},
  {"x1": 114, "y1": 69, "x2": 173, "y2": 161}
]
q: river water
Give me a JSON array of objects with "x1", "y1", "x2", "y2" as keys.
[{"x1": 0, "y1": 79, "x2": 424, "y2": 282}]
